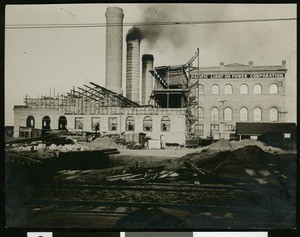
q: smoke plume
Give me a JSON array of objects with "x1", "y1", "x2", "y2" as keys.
[
  {"x1": 126, "y1": 27, "x2": 142, "y2": 42},
  {"x1": 130, "y1": 5, "x2": 192, "y2": 49}
]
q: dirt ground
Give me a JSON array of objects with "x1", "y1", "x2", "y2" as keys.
[{"x1": 5, "y1": 137, "x2": 297, "y2": 229}]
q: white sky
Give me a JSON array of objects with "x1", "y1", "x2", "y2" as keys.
[{"x1": 5, "y1": 4, "x2": 297, "y2": 125}]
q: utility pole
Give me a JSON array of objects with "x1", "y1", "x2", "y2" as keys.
[{"x1": 197, "y1": 48, "x2": 200, "y2": 127}]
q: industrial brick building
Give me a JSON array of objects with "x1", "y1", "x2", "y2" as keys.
[
  {"x1": 12, "y1": 6, "x2": 295, "y2": 146},
  {"x1": 189, "y1": 61, "x2": 287, "y2": 140}
]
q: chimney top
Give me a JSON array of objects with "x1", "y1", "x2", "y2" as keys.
[
  {"x1": 142, "y1": 54, "x2": 154, "y2": 62},
  {"x1": 126, "y1": 27, "x2": 142, "y2": 43},
  {"x1": 282, "y1": 60, "x2": 286, "y2": 68},
  {"x1": 220, "y1": 62, "x2": 224, "y2": 67},
  {"x1": 249, "y1": 61, "x2": 253, "y2": 66},
  {"x1": 105, "y1": 7, "x2": 124, "y2": 18}
]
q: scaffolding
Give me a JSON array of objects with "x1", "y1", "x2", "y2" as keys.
[
  {"x1": 24, "y1": 82, "x2": 140, "y2": 115},
  {"x1": 149, "y1": 50, "x2": 201, "y2": 139}
]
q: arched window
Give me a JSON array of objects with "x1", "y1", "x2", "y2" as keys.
[
  {"x1": 240, "y1": 107, "x2": 248, "y2": 121},
  {"x1": 42, "y1": 116, "x2": 51, "y2": 129},
  {"x1": 224, "y1": 107, "x2": 232, "y2": 121},
  {"x1": 269, "y1": 84, "x2": 278, "y2": 94},
  {"x1": 58, "y1": 116, "x2": 67, "y2": 130},
  {"x1": 211, "y1": 107, "x2": 219, "y2": 121},
  {"x1": 270, "y1": 107, "x2": 278, "y2": 121},
  {"x1": 240, "y1": 84, "x2": 248, "y2": 94},
  {"x1": 126, "y1": 116, "x2": 135, "y2": 131},
  {"x1": 199, "y1": 84, "x2": 204, "y2": 94},
  {"x1": 253, "y1": 107, "x2": 262, "y2": 121},
  {"x1": 199, "y1": 107, "x2": 204, "y2": 121},
  {"x1": 254, "y1": 84, "x2": 262, "y2": 94},
  {"x1": 211, "y1": 84, "x2": 219, "y2": 94},
  {"x1": 224, "y1": 84, "x2": 233, "y2": 94},
  {"x1": 143, "y1": 116, "x2": 152, "y2": 131},
  {"x1": 161, "y1": 116, "x2": 170, "y2": 132},
  {"x1": 26, "y1": 116, "x2": 35, "y2": 128}
]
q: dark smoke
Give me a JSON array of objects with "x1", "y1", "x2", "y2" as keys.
[
  {"x1": 137, "y1": 5, "x2": 192, "y2": 49},
  {"x1": 126, "y1": 27, "x2": 143, "y2": 42}
]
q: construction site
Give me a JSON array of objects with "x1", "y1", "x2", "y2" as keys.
[{"x1": 5, "y1": 6, "x2": 296, "y2": 229}]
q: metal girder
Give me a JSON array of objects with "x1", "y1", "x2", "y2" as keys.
[{"x1": 89, "y1": 82, "x2": 140, "y2": 107}]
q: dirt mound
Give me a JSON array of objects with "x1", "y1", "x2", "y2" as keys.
[
  {"x1": 213, "y1": 146, "x2": 278, "y2": 179},
  {"x1": 182, "y1": 145, "x2": 281, "y2": 180},
  {"x1": 80, "y1": 137, "x2": 120, "y2": 150},
  {"x1": 203, "y1": 139, "x2": 282, "y2": 153},
  {"x1": 207, "y1": 139, "x2": 235, "y2": 151}
]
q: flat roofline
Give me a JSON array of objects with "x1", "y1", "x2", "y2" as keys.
[{"x1": 153, "y1": 89, "x2": 189, "y2": 92}]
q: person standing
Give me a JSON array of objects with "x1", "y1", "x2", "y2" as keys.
[{"x1": 95, "y1": 122, "x2": 100, "y2": 138}]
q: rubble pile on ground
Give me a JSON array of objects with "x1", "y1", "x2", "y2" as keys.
[
  {"x1": 203, "y1": 139, "x2": 282, "y2": 153},
  {"x1": 8, "y1": 140, "x2": 90, "y2": 153},
  {"x1": 213, "y1": 146, "x2": 278, "y2": 179},
  {"x1": 182, "y1": 145, "x2": 281, "y2": 181}
]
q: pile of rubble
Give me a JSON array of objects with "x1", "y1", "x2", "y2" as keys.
[
  {"x1": 205, "y1": 139, "x2": 283, "y2": 153},
  {"x1": 7, "y1": 139, "x2": 90, "y2": 153},
  {"x1": 105, "y1": 160, "x2": 215, "y2": 184}
]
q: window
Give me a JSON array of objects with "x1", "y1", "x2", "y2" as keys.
[
  {"x1": 108, "y1": 117, "x2": 118, "y2": 131},
  {"x1": 224, "y1": 84, "x2": 233, "y2": 94},
  {"x1": 240, "y1": 84, "x2": 248, "y2": 94},
  {"x1": 253, "y1": 107, "x2": 262, "y2": 121},
  {"x1": 225, "y1": 124, "x2": 236, "y2": 131},
  {"x1": 269, "y1": 84, "x2": 278, "y2": 94},
  {"x1": 199, "y1": 107, "x2": 204, "y2": 121},
  {"x1": 211, "y1": 84, "x2": 219, "y2": 94},
  {"x1": 195, "y1": 124, "x2": 204, "y2": 136},
  {"x1": 199, "y1": 84, "x2": 204, "y2": 94},
  {"x1": 224, "y1": 107, "x2": 232, "y2": 121},
  {"x1": 26, "y1": 116, "x2": 35, "y2": 128},
  {"x1": 254, "y1": 84, "x2": 262, "y2": 94},
  {"x1": 42, "y1": 116, "x2": 51, "y2": 129},
  {"x1": 161, "y1": 116, "x2": 170, "y2": 132},
  {"x1": 143, "y1": 116, "x2": 152, "y2": 131},
  {"x1": 75, "y1": 117, "x2": 84, "y2": 129},
  {"x1": 211, "y1": 107, "x2": 219, "y2": 121},
  {"x1": 210, "y1": 124, "x2": 219, "y2": 131},
  {"x1": 58, "y1": 116, "x2": 67, "y2": 130},
  {"x1": 126, "y1": 116, "x2": 135, "y2": 131},
  {"x1": 269, "y1": 107, "x2": 278, "y2": 121},
  {"x1": 91, "y1": 117, "x2": 101, "y2": 131},
  {"x1": 240, "y1": 107, "x2": 248, "y2": 121}
]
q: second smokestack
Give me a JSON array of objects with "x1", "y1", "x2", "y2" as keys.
[
  {"x1": 126, "y1": 27, "x2": 141, "y2": 103},
  {"x1": 141, "y1": 54, "x2": 154, "y2": 105}
]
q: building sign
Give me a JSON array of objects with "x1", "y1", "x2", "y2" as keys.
[{"x1": 191, "y1": 73, "x2": 285, "y2": 79}]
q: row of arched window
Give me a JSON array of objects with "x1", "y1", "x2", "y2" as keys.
[
  {"x1": 200, "y1": 83, "x2": 279, "y2": 95},
  {"x1": 203, "y1": 107, "x2": 279, "y2": 122},
  {"x1": 25, "y1": 115, "x2": 171, "y2": 132},
  {"x1": 26, "y1": 116, "x2": 67, "y2": 129}
]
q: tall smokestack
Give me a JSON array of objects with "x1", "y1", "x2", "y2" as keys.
[
  {"x1": 126, "y1": 27, "x2": 141, "y2": 103},
  {"x1": 105, "y1": 7, "x2": 124, "y2": 95},
  {"x1": 142, "y1": 54, "x2": 154, "y2": 105}
]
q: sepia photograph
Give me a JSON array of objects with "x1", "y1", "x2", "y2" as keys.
[{"x1": 4, "y1": 3, "x2": 297, "y2": 229}]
